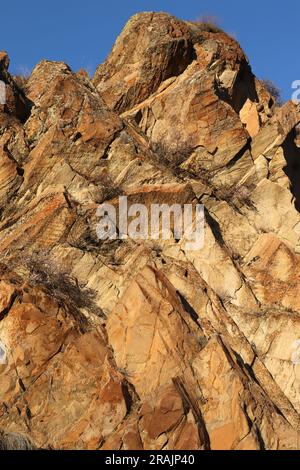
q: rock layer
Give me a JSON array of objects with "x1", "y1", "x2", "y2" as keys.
[{"x1": 0, "y1": 12, "x2": 300, "y2": 450}]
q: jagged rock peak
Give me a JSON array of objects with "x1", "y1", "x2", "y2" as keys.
[{"x1": 0, "y1": 13, "x2": 300, "y2": 451}]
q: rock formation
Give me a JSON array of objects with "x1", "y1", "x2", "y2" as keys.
[{"x1": 0, "y1": 12, "x2": 300, "y2": 450}]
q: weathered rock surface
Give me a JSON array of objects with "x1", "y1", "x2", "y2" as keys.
[{"x1": 0, "y1": 12, "x2": 300, "y2": 450}]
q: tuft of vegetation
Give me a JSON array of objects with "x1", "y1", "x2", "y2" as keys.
[
  {"x1": 100, "y1": 184, "x2": 123, "y2": 204},
  {"x1": 261, "y1": 79, "x2": 283, "y2": 106},
  {"x1": 13, "y1": 75, "x2": 28, "y2": 92},
  {"x1": 23, "y1": 251, "x2": 106, "y2": 325},
  {"x1": 217, "y1": 184, "x2": 256, "y2": 211},
  {"x1": 193, "y1": 15, "x2": 223, "y2": 33},
  {"x1": 0, "y1": 431, "x2": 34, "y2": 450}
]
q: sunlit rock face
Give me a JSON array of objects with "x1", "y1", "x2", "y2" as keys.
[{"x1": 0, "y1": 12, "x2": 300, "y2": 450}]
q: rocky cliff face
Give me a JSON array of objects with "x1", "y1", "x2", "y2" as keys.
[{"x1": 0, "y1": 12, "x2": 300, "y2": 450}]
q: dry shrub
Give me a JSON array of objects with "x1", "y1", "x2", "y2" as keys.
[
  {"x1": 0, "y1": 431, "x2": 34, "y2": 450},
  {"x1": 24, "y1": 251, "x2": 106, "y2": 324},
  {"x1": 13, "y1": 75, "x2": 28, "y2": 92},
  {"x1": 193, "y1": 15, "x2": 223, "y2": 33},
  {"x1": 261, "y1": 78, "x2": 283, "y2": 106}
]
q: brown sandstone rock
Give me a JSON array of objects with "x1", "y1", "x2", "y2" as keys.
[
  {"x1": 0, "y1": 50, "x2": 31, "y2": 122},
  {"x1": 0, "y1": 12, "x2": 300, "y2": 451}
]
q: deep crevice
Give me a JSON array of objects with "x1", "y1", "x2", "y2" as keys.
[
  {"x1": 282, "y1": 128, "x2": 300, "y2": 212},
  {"x1": 177, "y1": 290, "x2": 199, "y2": 325}
]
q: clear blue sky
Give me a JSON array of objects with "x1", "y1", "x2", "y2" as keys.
[{"x1": 0, "y1": 0, "x2": 299, "y2": 101}]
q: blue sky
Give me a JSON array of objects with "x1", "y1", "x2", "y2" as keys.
[{"x1": 0, "y1": 0, "x2": 299, "y2": 101}]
